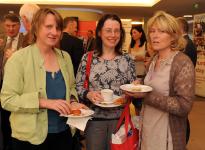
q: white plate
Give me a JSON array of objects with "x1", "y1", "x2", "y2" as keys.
[
  {"x1": 94, "y1": 95, "x2": 123, "y2": 108},
  {"x1": 61, "y1": 109, "x2": 94, "y2": 118},
  {"x1": 120, "y1": 84, "x2": 153, "y2": 93},
  {"x1": 100, "y1": 101, "x2": 114, "y2": 104}
]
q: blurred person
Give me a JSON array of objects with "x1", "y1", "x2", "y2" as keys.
[
  {"x1": 125, "y1": 11, "x2": 195, "y2": 150},
  {"x1": 128, "y1": 26, "x2": 147, "y2": 113},
  {"x1": 194, "y1": 22, "x2": 204, "y2": 37},
  {"x1": 177, "y1": 17, "x2": 197, "y2": 67},
  {"x1": 177, "y1": 17, "x2": 197, "y2": 144},
  {"x1": 0, "y1": 13, "x2": 24, "y2": 150},
  {"x1": 1, "y1": 8, "x2": 86, "y2": 150},
  {"x1": 19, "y1": 3, "x2": 40, "y2": 47},
  {"x1": 60, "y1": 17, "x2": 84, "y2": 76},
  {"x1": 76, "y1": 14, "x2": 136, "y2": 150},
  {"x1": 60, "y1": 17, "x2": 84, "y2": 150},
  {"x1": 128, "y1": 25, "x2": 147, "y2": 78},
  {"x1": 85, "y1": 30, "x2": 95, "y2": 52},
  {"x1": 0, "y1": 13, "x2": 24, "y2": 81},
  {"x1": 63, "y1": 17, "x2": 78, "y2": 36}
]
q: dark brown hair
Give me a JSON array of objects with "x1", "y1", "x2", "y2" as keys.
[
  {"x1": 95, "y1": 14, "x2": 125, "y2": 56},
  {"x1": 3, "y1": 13, "x2": 20, "y2": 23}
]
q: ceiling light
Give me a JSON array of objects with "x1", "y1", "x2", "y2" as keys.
[
  {"x1": 183, "y1": 15, "x2": 193, "y2": 18},
  {"x1": 55, "y1": 8, "x2": 103, "y2": 14},
  {"x1": 131, "y1": 21, "x2": 144, "y2": 25},
  {"x1": 0, "y1": 0, "x2": 161, "y2": 7},
  {"x1": 121, "y1": 19, "x2": 132, "y2": 22}
]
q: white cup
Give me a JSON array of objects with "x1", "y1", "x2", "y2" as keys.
[{"x1": 101, "y1": 89, "x2": 113, "y2": 102}]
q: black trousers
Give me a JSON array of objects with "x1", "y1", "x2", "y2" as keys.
[
  {"x1": 12, "y1": 129, "x2": 72, "y2": 150},
  {"x1": 0, "y1": 108, "x2": 12, "y2": 150}
]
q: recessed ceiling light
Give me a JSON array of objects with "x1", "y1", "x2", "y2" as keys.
[
  {"x1": 0, "y1": 0, "x2": 161, "y2": 7},
  {"x1": 131, "y1": 21, "x2": 144, "y2": 25},
  {"x1": 121, "y1": 19, "x2": 132, "y2": 22},
  {"x1": 183, "y1": 15, "x2": 193, "y2": 18}
]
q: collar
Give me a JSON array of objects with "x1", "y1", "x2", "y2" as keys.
[{"x1": 7, "y1": 33, "x2": 20, "y2": 41}]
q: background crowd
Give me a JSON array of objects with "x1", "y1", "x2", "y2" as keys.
[{"x1": 0, "y1": 4, "x2": 196, "y2": 150}]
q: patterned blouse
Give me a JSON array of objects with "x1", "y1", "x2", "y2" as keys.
[{"x1": 76, "y1": 52, "x2": 136, "y2": 119}]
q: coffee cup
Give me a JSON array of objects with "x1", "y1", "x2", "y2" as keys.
[{"x1": 101, "y1": 89, "x2": 113, "y2": 103}]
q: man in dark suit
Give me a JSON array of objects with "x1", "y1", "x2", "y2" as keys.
[
  {"x1": 60, "y1": 17, "x2": 84, "y2": 76},
  {"x1": 85, "y1": 30, "x2": 95, "y2": 52},
  {"x1": 0, "y1": 13, "x2": 24, "y2": 150},
  {"x1": 60, "y1": 17, "x2": 84, "y2": 150},
  {"x1": 177, "y1": 17, "x2": 197, "y2": 144}
]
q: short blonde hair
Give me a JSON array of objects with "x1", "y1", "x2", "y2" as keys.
[{"x1": 147, "y1": 11, "x2": 185, "y2": 51}]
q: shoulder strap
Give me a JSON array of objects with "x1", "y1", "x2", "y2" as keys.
[
  {"x1": 115, "y1": 98, "x2": 135, "y2": 134},
  {"x1": 84, "y1": 51, "x2": 94, "y2": 89}
]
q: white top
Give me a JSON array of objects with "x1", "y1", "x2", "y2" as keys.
[
  {"x1": 140, "y1": 52, "x2": 178, "y2": 150},
  {"x1": 129, "y1": 44, "x2": 146, "y2": 76}
]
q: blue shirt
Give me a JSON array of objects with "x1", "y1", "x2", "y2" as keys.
[{"x1": 46, "y1": 70, "x2": 68, "y2": 133}]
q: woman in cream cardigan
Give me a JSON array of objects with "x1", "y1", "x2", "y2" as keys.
[{"x1": 125, "y1": 11, "x2": 195, "y2": 150}]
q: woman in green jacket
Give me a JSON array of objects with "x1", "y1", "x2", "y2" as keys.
[{"x1": 1, "y1": 8, "x2": 86, "y2": 150}]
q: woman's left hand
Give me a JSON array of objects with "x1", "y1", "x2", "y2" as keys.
[{"x1": 70, "y1": 102, "x2": 89, "y2": 110}]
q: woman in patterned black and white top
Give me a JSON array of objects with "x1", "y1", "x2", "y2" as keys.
[{"x1": 76, "y1": 14, "x2": 136, "y2": 150}]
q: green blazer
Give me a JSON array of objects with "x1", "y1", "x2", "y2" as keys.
[{"x1": 0, "y1": 44, "x2": 78, "y2": 144}]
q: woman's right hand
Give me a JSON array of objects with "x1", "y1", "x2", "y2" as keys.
[
  {"x1": 39, "y1": 99, "x2": 71, "y2": 115},
  {"x1": 124, "y1": 91, "x2": 147, "y2": 98},
  {"x1": 86, "y1": 91, "x2": 103, "y2": 103}
]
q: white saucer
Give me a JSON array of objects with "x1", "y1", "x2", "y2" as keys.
[{"x1": 94, "y1": 95, "x2": 123, "y2": 108}]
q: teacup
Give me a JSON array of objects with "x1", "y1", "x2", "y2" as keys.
[{"x1": 101, "y1": 89, "x2": 113, "y2": 103}]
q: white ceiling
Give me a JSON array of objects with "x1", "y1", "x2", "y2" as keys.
[{"x1": 0, "y1": 0, "x2": 204, "y2": 21}]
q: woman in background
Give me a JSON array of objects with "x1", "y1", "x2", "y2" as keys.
[
  {"x1": 125, "y1": 11, "x2": 195, "y2": 150},
  {"x1": 1, "y1": 8, "x2": 86, "y2": 150},
  {"x1": 76, "y1": 14, "x2": 136, "y2": 150},
  {"x1": 128, "y1": 25, "x2": 147, "y2": 78},
  {"x1": 129, "y1": 26, "x2": 147, "y2": 112}
]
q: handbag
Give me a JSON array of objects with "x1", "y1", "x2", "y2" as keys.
[{"x1": 111, "y1": 101, "x2": 139, "y2": 150}]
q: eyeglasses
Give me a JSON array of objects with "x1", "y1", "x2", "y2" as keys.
[{"x1": 103, "y1": 28, "x2": 121, "y2": 35}]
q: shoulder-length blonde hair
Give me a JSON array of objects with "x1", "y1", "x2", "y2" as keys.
[
  {"x1": 146, "y1": 11, "x2": 185, "y2": 51},
  {"x1": 31, "y1": 8, "x2": 63, "y2": 44}
]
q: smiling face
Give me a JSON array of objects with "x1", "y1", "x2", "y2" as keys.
[
  {"x1": 149, "y1": 23, "x2": 174, "y2": 52},
  {"x1": 36, "y1": 13, "x2": 62, "y2": 48},
  {"x1": 100, "y1": 19, "x2": 121, "y2": 50}
]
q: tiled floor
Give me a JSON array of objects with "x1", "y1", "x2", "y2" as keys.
[{"x1": 187, "y1": 96, "x2": 205, "y2": 150}]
